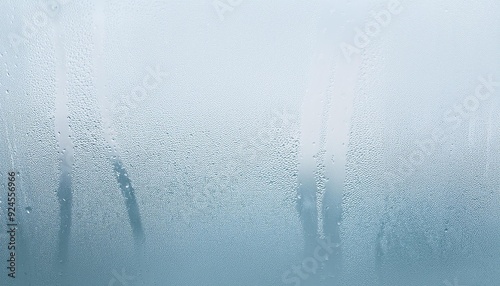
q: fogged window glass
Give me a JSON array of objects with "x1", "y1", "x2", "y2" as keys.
[{"x1": 1, "y1": 1, "x2": 500, "y2": 285}]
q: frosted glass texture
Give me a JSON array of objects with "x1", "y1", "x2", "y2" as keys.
[{"x1": 1, "y1": 0, "x2": 500, "y2": 285}]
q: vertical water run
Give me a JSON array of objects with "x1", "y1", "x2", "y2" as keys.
[
  {"x1": 297, "y1": 53, "x2": 328, "y2": 255},
  {"x1": 321, "y1": 54, "x2": 361, "y2": 280},
  {"x1": 91, "y1": 0, "x2": 145, "y2": 251},
  {"x1": 52, "y1": 19, "x2": 73, "y2": 283},
  {"x1": 112, "y1": 159, "x2": 145, "y2": 245},
  {"x1": 296, "y1": 5, "x2": 361, "y2": 283}
]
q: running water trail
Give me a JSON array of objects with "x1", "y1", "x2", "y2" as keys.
[
  {"x1": 52, "y1": 21, "x2": 74, "y2": 282},
  {"x1": 296, "y1": 64, "x2": 327, "y2": 255},
  {"x1": 91, "y1": 0, "x2": 145, "y2": 255},
  {"x1": 112, "y1": 159, "x2": 146, "y2": 245},
  {"x1": 321, "y1": 54, "x2": 361, "y2": 275},
  {"x1": 296, "y1": 7, "x2": 361, "y2": 283},
  {"x1": 296, "y1": 11, "x2": 342, "y2": 256}
]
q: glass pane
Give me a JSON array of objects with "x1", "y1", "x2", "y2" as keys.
[{"x1": 1, "y1": 1, "x2": 499, "y2": 285}]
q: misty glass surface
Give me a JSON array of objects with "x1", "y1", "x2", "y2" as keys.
[{"x1": 1, "y1": 0, "x2": 500, "y2": 285}]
